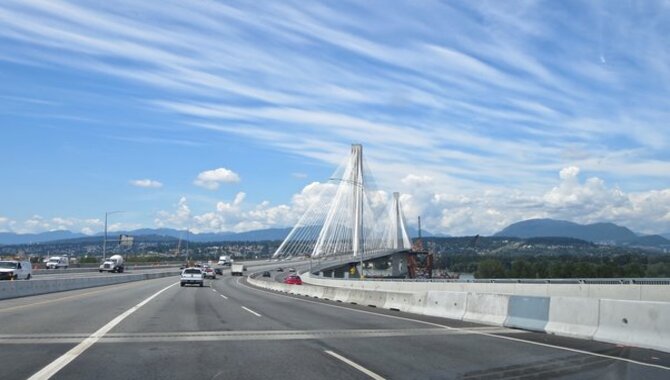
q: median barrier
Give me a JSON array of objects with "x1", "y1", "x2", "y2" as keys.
[
  {"x1": 383, "y1": 291, "x2": 422, "y2": 313},
  {"x1": 346, "y1": 289, "x2": 368, "y2": 305},
  {"x1": 463, "y1": 293, "x2": 509, "y2": 326},
  {"x1": 545, "y1": 296, "x2": 599, "y2": 339},
  {"x1": 363, "y1": 291, "x2": 388, "y2": 308},
  {"x1": 321, "y1": 287, "x2": 337, "y2": 300},
  {"x1": 423, "y1": 291, "x2": 467, "y2": 320},
  {"x1": 504, "y1": 295, "x2": 550, "y2": 332},
  {"x1": 308, "y1": 285, "x2": 325, "y2": 298},
  {"x1": 594, "y1": 299, "x2": 670, "y2": 353},
  {"x1": 0, "y1": 270, "x2": 178, "y2": 300},
  {"x1": 333, "y1": 288, "x2": 351, "y2": 302}
]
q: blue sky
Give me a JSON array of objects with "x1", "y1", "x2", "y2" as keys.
[{"x1": 1, "y1": 0, "x2": 669, "y2": 236}]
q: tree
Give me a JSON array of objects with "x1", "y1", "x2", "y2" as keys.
[
  {"x1": 510, "y1": 259, "x2": 533, "y2": 278},
  {"x1": 476, "y1": 259, "x2": 506, "y2": 279}
]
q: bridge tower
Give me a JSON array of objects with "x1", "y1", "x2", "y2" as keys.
[{"x1": 273, "y1": 143, "x2": 412, "y2": 264}]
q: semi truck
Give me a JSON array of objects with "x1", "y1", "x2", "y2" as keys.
[
  {"x1": 99, "y1": 254, "x2": 125, "y2": 273},
  {"x1": 218, "y1": 255, "x2": 231, "y2": 266},
  {"x1": 231, "y1": 263, "x2": 245, "y2": 276}
]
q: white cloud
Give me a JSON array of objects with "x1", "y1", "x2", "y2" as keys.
[
  {"x1": 401, "y1": 174, "x2": 433, "y2": 186},
  {"x1": 130, "y1": 179, "x2": 163, "y2": 188},
  {"x1": 194, "y1": 168, "x2": 240, "y2": 190},
  {"x1": 155, "y1": 196, "x2": 191, "y2": 228}
]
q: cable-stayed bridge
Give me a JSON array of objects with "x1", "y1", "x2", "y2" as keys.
[{"x1": 273, "y1": 144, "x2": 414, "y2": 274}]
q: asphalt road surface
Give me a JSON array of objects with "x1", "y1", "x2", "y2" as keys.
[{"x1": 1, "y1": 264, "x2": 668, "y2": 380}]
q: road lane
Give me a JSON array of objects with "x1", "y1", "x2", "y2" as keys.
[
  {"x1": 2, "y1": 266, "x2": 669, "y2": 380},
  {"x1": 0, "y1": 276, "x2": 178, "y2": 380}
]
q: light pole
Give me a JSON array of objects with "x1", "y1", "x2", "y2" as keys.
[{"x1": 103, "y1": 211, "x2": 123, "y2": 261}]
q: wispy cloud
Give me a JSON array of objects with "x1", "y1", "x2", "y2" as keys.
[
  {"x1": 1, "y1": 1, "x2": 669, "y2": 234},
  {"x1": 130, "y1": 179, "x2": 163, "y2": 189}
]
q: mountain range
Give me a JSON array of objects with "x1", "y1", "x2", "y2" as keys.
[
  {"x1": 1, "y1": 219, "x2": 665, "y2": 248},
  {"x1": 0, "y1": 225, "x2": 435, "y2": 245},
  {"x1": 495, "y1": 219, "x2": 670, "y2": 248}
]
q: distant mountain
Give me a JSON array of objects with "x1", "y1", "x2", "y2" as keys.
[
  {"x1": 495, "y1": 219, "x2": 670, "y2": 248},
  {"x1": 50, "y1": 234, "x2": 179, "y2": 245},
  {"x1": 662, "y1": 233, "x2": 670, "y2": 240},
  {"x1": 0, "y1": 230, "x2": 87, "y2": 245},
  {"x1": 406, "y1": 226, "x2": 441, "y2": 238},
  {"x1": 627, "y1": 234, "x2": 670, "y2": 247},
  {"x1": 0, "y1": 224, "x2": 437, "y2": 245}
]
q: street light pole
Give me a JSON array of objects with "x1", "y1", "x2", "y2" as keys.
[{"x1": 103, "y1": 211, "x2": 122, "y2": 261}]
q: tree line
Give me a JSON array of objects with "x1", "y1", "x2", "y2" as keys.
[{"x1": 435, "y1": 253, "x2": 670, "y2": 279}]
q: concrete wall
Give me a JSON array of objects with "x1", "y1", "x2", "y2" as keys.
[
  {"x1": 251, "y1": 274, "x2": 670, "y2": 353},
  {"x1": 0, "y1": 270, "x2": 178, "y2": 300},
  {"x1": 302, "y1": 274, "x2": 670, "y2": 302},
  {"x1": 504, "y1": 296, "x2": 550, "y2": 332},
  {"x1": 594, "y1": 299, "x2": 670, "y2": 353}
]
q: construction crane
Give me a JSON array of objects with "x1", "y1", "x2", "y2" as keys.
[{"x1": 407, "y1": 216, "x2": 433, "y2": 279}]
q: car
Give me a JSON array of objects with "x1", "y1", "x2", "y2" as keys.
[
  {"x1": 214, "y1": 267, "x2": 223, "y2": 275},
  {"x1": 180, "y1": 268, "x2": 204, "y2": 287},
  {"x1": 288, "y1": 268, "x2": 296, "y2": 273},
  {"x1": 262, "y1": 271, "x2": 271, "y2": 277},
  {"x1": 276, "y1": 267, "x2": 284, "y2": 272},
  {"x1": 203, "y1": 267, "x2": 216, "y2": 279},
  {"x1": 283, "y1": 274, "x2": 302, "y2": 285},
  {"x1": 0, "y1": 260, "x2": 32, "y2": 280}
]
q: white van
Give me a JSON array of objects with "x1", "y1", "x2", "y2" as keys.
[
  {"x1": 45, "y1": 256, "x2": 69, "y2": 269},
  {"x1": 0, "y1": 260, "x2": 33, "y2": 280}
]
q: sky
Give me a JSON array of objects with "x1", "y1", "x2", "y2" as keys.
[{"x1": 1, "y1": 0, "x2": 669, "y2": 236}]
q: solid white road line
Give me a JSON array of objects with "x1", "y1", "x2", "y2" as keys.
[
  {"x1": 324, "y1": 350, "x2": 386, "y2": 380},
  {"x1": 241, "y1": 306, "x2": 262, "y2": 317},
  {"x1": 239, "y1": 277, "x2": 670, "y2": 371},
  {"x1": 220, "y1": 294, "x2": 228, "y2": 300},
  {"x1": 28, "y1": 282, "x2": 179, "y2": 380}
]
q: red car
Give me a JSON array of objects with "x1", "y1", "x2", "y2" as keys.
[{"x1": 283, "y1": 274, "x2": 302, "y2": 285}]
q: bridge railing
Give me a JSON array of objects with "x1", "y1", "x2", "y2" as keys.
[{"x1": 307, "y1": 275, "x2": 670, "y2": 285}]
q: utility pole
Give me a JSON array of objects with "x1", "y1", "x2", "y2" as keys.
[{"x1": 102, "y1": 211, "x2": 123, "y2": 261}]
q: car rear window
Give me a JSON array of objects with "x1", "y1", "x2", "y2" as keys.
[{"x1": 184, "y1": 269, "x2": 201, "y2": 274}]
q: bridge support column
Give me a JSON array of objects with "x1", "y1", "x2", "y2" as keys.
[{"x1": 391, "y1": 252, "x2": 406, "y2": 277}]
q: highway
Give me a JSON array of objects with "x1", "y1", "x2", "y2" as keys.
[{"x1": 1, "y1": 264, "x2": 669, "y2": 379}]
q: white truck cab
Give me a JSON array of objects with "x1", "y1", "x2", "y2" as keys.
[
  {"x1": 99, "y1": 255, "x2": 125, "y2": 273},
  {"x1": 45, "y1": 256, "x2": 69, "y2": 269},
  {"x1": 218, "y1": 255, "x2": 231, "y2": 266},
  {"x1": 0, "y1": 260, "x2": 32, "y2": 280}
]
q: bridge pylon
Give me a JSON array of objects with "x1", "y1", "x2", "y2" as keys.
[{"x1": 273, "y1": 144, "x2": 412, "y2": 261}]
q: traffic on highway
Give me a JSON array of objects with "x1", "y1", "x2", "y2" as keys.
[{"x1": 1, "y1": 259, "x2": 668, "y2": 380}]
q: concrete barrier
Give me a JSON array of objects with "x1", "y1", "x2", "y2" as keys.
[
  {"x1": 594, "y1": 299, "x2": 670, "y2": 353},
  {"x1": 346, "y1": 289, "x2": 368, "y2": 305},
  {"x1": 504, "y1": 295, "x2": 550, "y2": 332},
  {"x1": 383, "y1": 291, "x2": 422, "y2": 313},
  {"x1": 321, "y1": 287, "x2": 337, "y2": 300},
  {"x1": 545, "y1": 297, "x2": 599, "y2": 339},
  {"x1": 0, "y1": 270, "x2": 178, "y2": 300},
  {"x1": 463, "y1": 293, "x2": 509, "y2": 326},
  {"x1": 363, "y1": 291, "x2": 388, "y2": 308},
  {"x1": 333, "y1": 288, "x2": 351, "y2": 302},
  {"x1": 423, "y1": 291, "x2": 467, "y2": 320},
  {"x1": 252, "y1": 274, "x2": 670, "y2": 353},
  {"x1": 302, "y1": 275, "x2": 670, "y2": 302}
]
